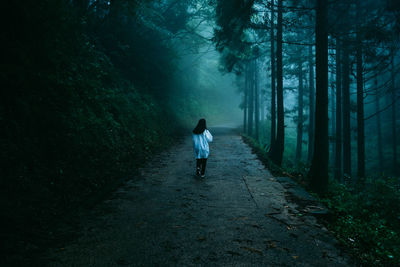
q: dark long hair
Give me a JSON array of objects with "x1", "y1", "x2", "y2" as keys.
[{"x1": 193, "y1": 118, "x2": 207, "y2": 134}]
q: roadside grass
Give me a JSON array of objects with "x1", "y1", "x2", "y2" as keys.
[{"x1": 242, "y1": 135, "x2": 400, "y2": 266}]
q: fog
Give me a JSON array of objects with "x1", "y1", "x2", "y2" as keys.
[
  {"x1": 165, "y1": 6, "x2": 243, "y2": 128},
  {"x1": 173, "y1": 44, "x2": 243, "y2": 127}
]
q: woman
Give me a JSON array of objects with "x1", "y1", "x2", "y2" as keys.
[{"x1": 192, "y1": 119, "x2": 213, "y2": 177}]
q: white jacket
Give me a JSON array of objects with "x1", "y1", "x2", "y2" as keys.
[{"x1": 192, "y1": 129, "x2": 213, "y2": 159}]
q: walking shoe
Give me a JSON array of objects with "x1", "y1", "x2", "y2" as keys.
[
  {"x1": 196, "y1": 168, "x2": 201, "y2": 176},
  {"x1": 201, "y1": 174, "x2": 205, "y2": 178}
]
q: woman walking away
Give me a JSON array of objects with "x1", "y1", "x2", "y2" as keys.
[{"x1": 192, "y1": 119, "x2": 213, "y2": 177}]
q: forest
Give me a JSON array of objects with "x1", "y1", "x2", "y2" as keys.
[{"x1": 1, "y1": 0, "x2": 400, "y2": 265}]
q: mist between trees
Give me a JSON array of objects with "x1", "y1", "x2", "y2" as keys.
[
  {"x1": 215, "y1": 0, "x2": 400, "y2": 189},
  {"x1": 214, "y1": 1, "x2": 400, "y2": 263}
]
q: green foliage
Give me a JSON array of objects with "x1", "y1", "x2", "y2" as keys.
[
  {"x1": 1, "y1": 0, "x2": 186, "y2": 263},
  {"x1": 320, "y1": 179, "x2": 400, "y2": 266},
  {"x1": 244, "y1": 136, "x2": 400, "y2": 266},
  {"x1": 214, "y1": 0, "x2": 256, "y2": 71}
]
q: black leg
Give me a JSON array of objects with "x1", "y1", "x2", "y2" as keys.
[
  {"x1": 201, "y1": 158, "x2": 207, "y2": 175},
  {"x1": 196, "y1": 159, "x2": 201, "y2": 175}
]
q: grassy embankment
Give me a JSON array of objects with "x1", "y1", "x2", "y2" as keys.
[
  {"x1": 242, "y1": 135, "x2": 400, "y2": 266},
  {"x1": 1, "y1": 3, "x2": 185, "y2": 264}
]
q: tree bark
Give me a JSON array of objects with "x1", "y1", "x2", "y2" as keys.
[
  {"x1": 335, "y1": 40, "x2": 342, "y2": 182},
  {"x1": 247, "y1": 61, "x2": 254, "y2": 136},
  {"x1": 391, "y1": 53, "x2": 398, "y2": 176},
  {"x1": 375, "y1": 77, "x2": 383, "y2": 171},
  {"x1": 356, "y1": 7, "x2": 365, "y2": 180},
  {"x1": 270, "y1": 0, "x2": 277, "y2": 149},
  {"x1": 260, "y1": 87, "x2": 265, "y2": 126},
  {"x1": 296, "y1": 61, "x2": 304, "y2": 162},
  {"x1": 268, "y1": 0, "x2": 284, "y2": 165},
  {"x1": 309, "y1": 0, "x2": 328, "y2": 194},
  {"x1": 342, "y1": 39, "x2": 351, "y2": 178},
  {"x1": 255, "y1": 59, "x2": 260, "y2": 141},
  {"x1": 307, "y1": 40, "x2": 315, "y2": 162},
  {"x1": 331, "y1": 72, "x2": 336, "y2": 166},
  {"x1": 243, "y1": 63, "x2": 248, "y2": 133}
]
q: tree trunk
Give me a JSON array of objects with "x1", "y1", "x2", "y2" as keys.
[
  {"x1": 391, "y1": 53, "x2": 398, "y2": 175},
  {"x1": 243, "y1": 63, "x2": 248, "y2": 133},
  {"x1": 268, "y1": 0, "x2": 284, "y2": 165},
  {"x1": 356, "y1": 8, "x2": 365, "y2": 180},
  {"x1": 296, "y1": 61, "x2": 304, "y2": 162},
  {"x1": 342, "y1": 39, "x2": 351, "y2": 179},
  {"x1": 309, "y1": 0, "x2": 328, "y2": 194},
  {"x1": 247, "y1": 61, "x2": 254, "y2": 136},
  {"x1": 270, "y1": 0, "x2": 276, "y2": 148},
  {"x1": 375, "y1": 77, "x2": 383, "y2": 171},
  {"x1": 255, "y1": 59, "x2": 260, "y2": 141},
  {"x1": 335, "y1": 40, "x2": 342, "y2": 182},
  {"x1": 307, "y1": 40, "x2": 315, "y2": 162},
  {"x1": 260, "y1": 88, "x2": 265, "y2": 126},
  {"x1": 331, "y1": 72, "x2": 336, "y2": 166}
]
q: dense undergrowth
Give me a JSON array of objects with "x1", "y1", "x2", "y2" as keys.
[
  {"x1": 1, "y1": 1, "x2": 188, "y2": 264},
  {"x1": 243, "y1": 135, "x2": 400, "y2": 266}
]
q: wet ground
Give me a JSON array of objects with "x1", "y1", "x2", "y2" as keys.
[{"x1": 47, "y1": 127, "x2": 351, "y2": 266}]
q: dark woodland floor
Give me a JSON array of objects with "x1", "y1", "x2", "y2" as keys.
[{"x1": 45, "y1": 127, "x2": 351, "y2": 266}]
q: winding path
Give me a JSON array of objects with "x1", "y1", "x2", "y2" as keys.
[{"x1": 47, "y1": 127, "x2": 350, "y2": 266}]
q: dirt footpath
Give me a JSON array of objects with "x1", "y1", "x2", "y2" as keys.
[{"x1": 47, "y1": 127, "x2": 351, "y2": 266}]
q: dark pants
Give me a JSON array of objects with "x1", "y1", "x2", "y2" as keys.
[{"x1": 196, "y1": 158, "x2": 207, "y2": 175}]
